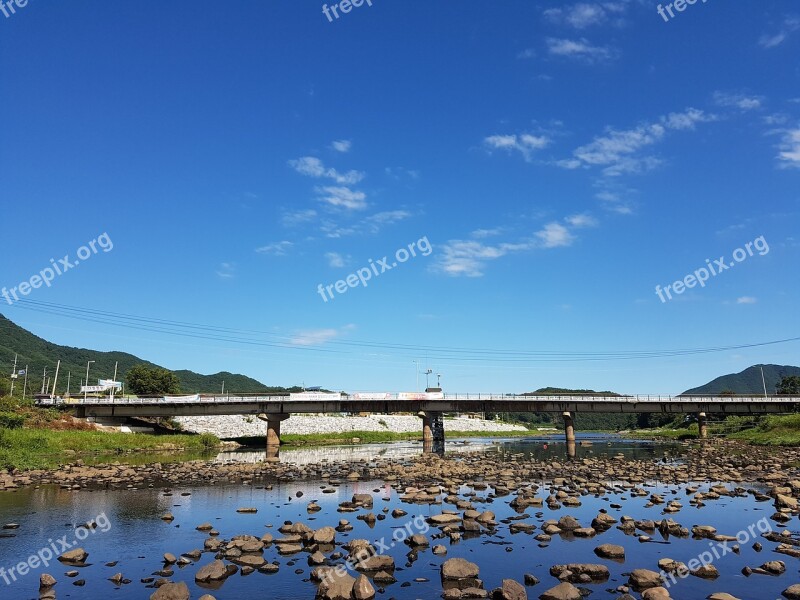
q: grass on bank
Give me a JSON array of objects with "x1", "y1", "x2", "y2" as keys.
[
  {"x1": 0, "y1": 428, "x2": 220, "y2": 470},
  {"x1": 235, "y1": 428, "x2": 534, "y2": 447},
  {"x1": 0, "y1": 395, "x2": 221, "y2": 470}
]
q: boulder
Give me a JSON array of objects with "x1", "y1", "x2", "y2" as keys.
[
  {"x1": 538, "y1": 582, "x2": 582, "y2": 600},
  {"x1": 150, "y1": 582, "x2": 190, "y2": 600},
  {"x1": 442, "y1": 558, "x2": 480, "y2": 580}
]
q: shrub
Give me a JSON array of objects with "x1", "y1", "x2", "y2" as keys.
[
  {"x1": 198, "y1": 432, "x2": 219, "y2": 449},
  {"x1": 0, "y1": 412, "x2": 26, "y2": 429}
]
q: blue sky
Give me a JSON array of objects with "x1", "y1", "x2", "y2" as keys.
[{"x1": 1, "y1": 0, "x2": 798, "y2": 394}]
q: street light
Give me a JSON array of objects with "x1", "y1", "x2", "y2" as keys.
[
  {"x1": 84, "y1": 361, "x2": 95, "y2": 401},
  {"x1": 424, "y1": 368, "x2": 432, "y2": 389}
]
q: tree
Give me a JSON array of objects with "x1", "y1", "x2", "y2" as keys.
[
  {"x1": 0, "y1": 375, "x2": 9, "y2": 397},
  {"x1": 719, "y1": 390, "x2": 736, "y2": 397},
  {"x1": 125, "y1": 364, "x2": 181, "y2": 396},
  {"x1": 777, "y1": 376, "x2": 800, "y2": 395}
]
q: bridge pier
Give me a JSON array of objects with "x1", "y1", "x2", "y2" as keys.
[
  {"x1": 419, "y1": 411, "x2": 444, "y2": 455},
  {"x1": 697, "y1": 412, "x2": 708, "y2": 439},
  {"x1": 563, "y1": 411, "x2": 576, "y2": 443},
  {"x1": 259, "y1": 413, "x2": 290, "y2": 461}
]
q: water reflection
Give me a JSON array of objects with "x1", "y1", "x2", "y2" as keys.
[{"x1": 214, "y1": 434, "x2": 683, "y2": 465}]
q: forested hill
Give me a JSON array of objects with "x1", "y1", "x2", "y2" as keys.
[
  {"x1": 682, "y1": 364, "x2": 800, "y2": 395},
  {"x1": 0, "y1": 314, "x2": 283, "y2": 395}
]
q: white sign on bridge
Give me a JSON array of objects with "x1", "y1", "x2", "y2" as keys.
[{"x1": 289, "y1": 392, "x2": 342, "y2": 401}]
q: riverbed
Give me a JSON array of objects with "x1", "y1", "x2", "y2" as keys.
[{"x1": 0, "y1": 436, "x2": 796, "y2": 600}]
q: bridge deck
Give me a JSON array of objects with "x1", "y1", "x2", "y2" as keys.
[{"x1": 39, "y1": 394, "x2": 800, "y2": 418}]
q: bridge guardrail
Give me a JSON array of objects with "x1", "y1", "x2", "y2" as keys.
[{"x1": 35, "y1": 393, "x2": 799, "y2": 406}]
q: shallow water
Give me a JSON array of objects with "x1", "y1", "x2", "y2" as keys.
[{"x1": 0, "y1": 438, "x2": 789, "y2": 600}]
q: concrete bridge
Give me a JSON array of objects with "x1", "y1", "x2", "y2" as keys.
[{"x1": 40, "y1": 392, "x2": 800, "y2": 458}]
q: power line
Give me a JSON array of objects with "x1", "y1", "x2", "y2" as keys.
[{"x1": 5, "y1": 298, "x2": 799, "y2": 363}]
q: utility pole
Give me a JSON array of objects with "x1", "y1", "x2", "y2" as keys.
[
  {"x1": 110, "y1": 361, "x2": 118, "y2": 402},
  {"x1": 424, "y1": 368, "x2": 432, "y2": 389},
  {"x1": 761, "y1": 366, "x2": 768, "y2": 398},
  {"x1": 84, "y1": 360, "x2": 95, "y2": 401},
  {"x1": 66, "y1": 372, "x2": 71, "y2": 397},
  {"x1": 221, "y1": 380, "x2": 225, "y2": 395},
  {"x1": 412, "y1": 360, "x2": 419, "y2": 391},
  {"x1": 51, "y1": 360, "x2": 61, "y2": 399},
  {"x1": 9, "y1": 354, "x2": 17, "y2": 397},
  {"x1": 22, "y1": 366, "x2": 28, "y2": 399},
  {"x1": 40, "y1": 366, "x2": 47, "y2": 395}
]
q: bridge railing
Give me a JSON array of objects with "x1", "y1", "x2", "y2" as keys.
[{"x1": 35, "y1": 393, "x2": 800, "y2": 406}]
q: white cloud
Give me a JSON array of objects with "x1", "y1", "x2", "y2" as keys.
[
  {"x1": 325, "y1": 252, "x2": 347, "y2": 268},
  {"x1": 471, "y1": 227, "x2": 504, "y2": 239},
  {"x1": 713, "y1": 91, "x2": 764, "y2": 111},
  {"x1": 759, "y1": 17, "x2": 800, "y2": 48},
  {"x1": 316, "y1": 186, "x2": 368, "y2": 210},
  {"x1": 736, "y1": 296, "x2": 758, "y2": 305},
  {"x1": 290, "y1": 326, "x2": 354, "y2": 346},
  {"x1": 282, "y1": 208, "x2": 318, "y2": 227},
  {"x1": 433, "y1": 241, "x2": 510, "y2": 278},
  {"x1": 434, "y1": 219, "x2": 583, "y2": 277},
  {"x1": 216, "y1": 262, "x2": 235, "y2": 279},
  {"x1": 289, "y1": 156, "x2": 364, "y2": 185},
  {"x1": 330, "y1": 139, "x2": 352, "y2": 153},
  {"x1": 565, "y1": 213, "x2": 598, "y2": 228},
  {"x1": 364, "y1": 210, "x2": 412, "y2": 232},
  {"x1": 535, "y1": 222, "x2": 576, "y2": 248},
  {"x1": 562, "y1": 108, "x2": 715, "y2": 176},
  {"x1": 778, "y1": 127, "x2": 800, "y2": 168},
  {"x1": 484, "y1": 133, "x2": 550, "y2": 161},
  {"x1": 517, "y1": 48, "x2": 537, "y2": 59},
  {"x1": 256, "y1": 241, "x2": 293, "y2": 256},
  {"x1": 546, "y1": 37, "x2": 617, "y2": 63},
  {"x1": 544, "y1": 3, "x2": 622, "y2": 28}
]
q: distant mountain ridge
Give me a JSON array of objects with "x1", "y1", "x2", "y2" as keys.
[
  {"x1": 682, "y1": 364, "x2": 800, "y2": 395},
  {"x1": 0, "y1": 314, "x2": 286, "y2": 395}
]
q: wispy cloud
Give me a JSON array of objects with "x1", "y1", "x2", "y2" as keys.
[
  {"x1": 759, "y1": 16, "x2": 800, "y2": 48},
  {"x1": 364, "y1": 210, "x2": 412, "y2": 232},
  {"x1": 433, "y1": 216, "x2": 585, "y2": 277},
  {"x1": 289, "y1": 156, "x2": 364, "y2": 185},
  {"x1": 484, "y1": 133, "x2": 550, "y2": 161},
  {"x1": 546, "y1": 37, "x2": 617, "y2": 63},
  {"x1": 736, "y1": 296, "x2": 758, "y2": 305},
  {"x1": 315, "y1": 185, "x2": 368, "y2": 210},
  {"x1": 282, "y1": 208, "x2": 318, "y2": 227},
  {"x1": 565, "y1": 213, "x2": 598, "y2": 228},
  {"x1": 777, "y1": 127, "x2": 800, "y2": 168},
  {"x1": 325, "y1": 252, "x2": 347, "y2": 268},
  {"x1": 471, "y1": 227, "x2": 505, "y2": 239},
  {"x1": 256, "y1": 241, "x2": 293, "y2": 256},
  {"x1": 535, "y1": 222, "x2": 576, "y2": 248},
  {"x1": 216, "y1": 262, "x2": 235, "y2": 279},
  {"x1": 561, "y1": 108, "x2": 715, "y2": 176},
  {"x1": 713, "y1": 91, "x2": 764, "y2": 111},
  {"x1": 290, "y1": 325, "x2": 354, "y2": 346},
  {"x1": 330, "y1": 139, "x2": 352, "y2": 153},
  {"x1": 544, "y1": 2, "x2": 627, "y2": 29}
]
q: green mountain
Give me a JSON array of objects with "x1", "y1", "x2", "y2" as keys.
[
  {"x1": 682, "y1": 364, "x2": 800, "y2": 396},
  {"x1": 0, "y1": 314, "x2": 289, "y2": 395}
]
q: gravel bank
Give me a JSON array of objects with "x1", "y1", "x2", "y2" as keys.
[{"x1": 174, "y1": 414, "x2": 527, "y2": 439}]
